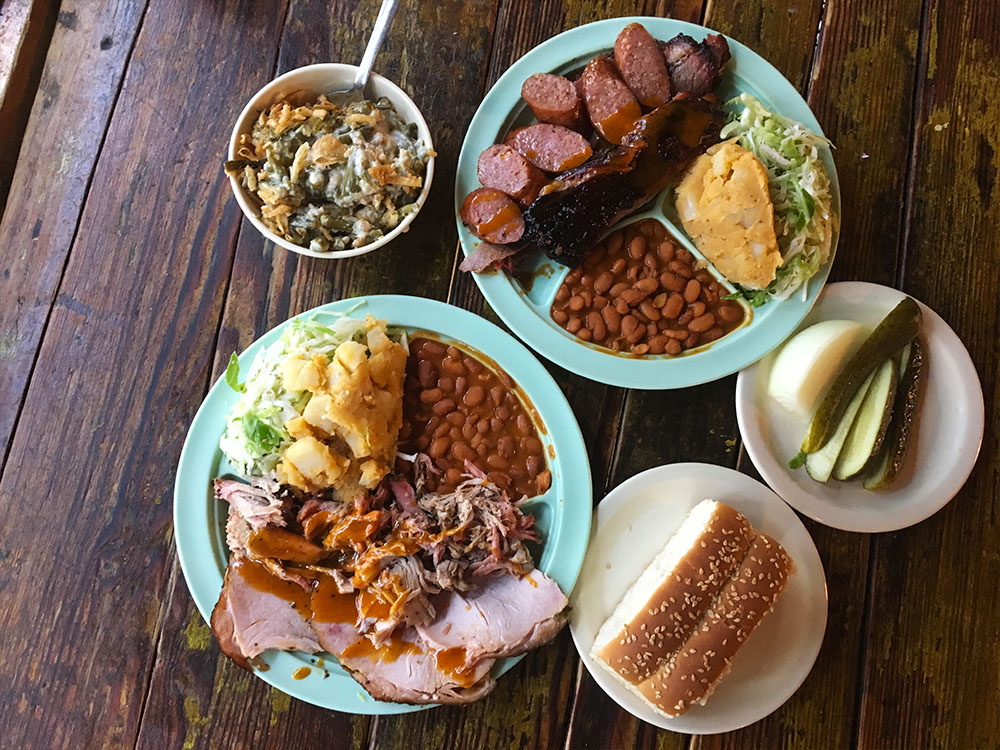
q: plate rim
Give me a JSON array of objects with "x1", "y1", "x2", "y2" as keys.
[
  {"x1": 455, "y1": 15, "x2": 841, "y2": 389},
  {"x1": 735, "y1": 280, "x2": 986, "y2": 532},
  {"x1": 173, "y1": 294, "x2": 593, "y2": 714},
  {"x1": 567, "y1": 461, "x2": 828, "y2": 733}
]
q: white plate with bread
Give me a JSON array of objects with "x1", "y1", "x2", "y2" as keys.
[{"x1": 569, "y1": 462, "x2": 827, "y2": 733}]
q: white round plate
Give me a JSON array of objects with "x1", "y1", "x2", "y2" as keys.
[
  {"x1": 569, "y1": 463, "x2": 827, "y2": 734},
  {"x1": 736, "y1": 281, "x2": 985, "y2": 533}
]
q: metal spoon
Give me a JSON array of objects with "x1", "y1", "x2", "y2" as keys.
[{"x1": 329, "y1": 0, "x2": 401, "y2": 104}]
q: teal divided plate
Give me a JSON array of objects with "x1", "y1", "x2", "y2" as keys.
[
  {"x1": 455, "y1": 17, "x2": 841, "y2": 389},
  {"x1": 174, "y1": 295, "x2": 592, "y2": 714}
]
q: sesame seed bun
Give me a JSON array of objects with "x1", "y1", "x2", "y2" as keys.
[
  {"x1": 590, "y1": 499, "x2": 756, "y2": 684},
  {"x1": 636, "y1": 532, "x2": 794, "y2": 717}
]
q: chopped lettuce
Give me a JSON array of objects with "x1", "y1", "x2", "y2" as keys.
[
  {"x1": 720, "y1": 94, "x2": 838, "y2": 303},
  {"x1": 219, "y1": 312, "x2": 377, "y2": 477}
]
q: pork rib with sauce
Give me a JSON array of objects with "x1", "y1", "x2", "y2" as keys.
[{"x1": 522, "y1": 96, "x2": 724, "y2": 267}]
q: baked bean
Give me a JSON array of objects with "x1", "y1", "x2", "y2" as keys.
[
  {"x1": 660, "y1": 272, "x2": 685, "y2": 293},
  {"x1": 657, "y1": 241, "x2": 675, "y2": 263},
  {"x1": 497, "y1": 435, "x2": 515, "y2": 457},
  {"x1": 477, "y1": 419, "x2": 489, "y2": 434},
  {"x1": 690, "y1": 301, "x2": 706, "y2": 317},
  {"x1": 621, "y1": 314, "x2": 639, "y2": 340},
  {"x1": 420, "y1": 387, "x2": 443, "y2": 404},
  {"x1": 602, "y1": 305, "x2": 622, "y2": 333},
  {"x1": 455, "y1": 375, "x2": 468, "y2": 395},
  {"x1": 718, "y1": 303, "x2": 743, "y2": 323},
  {"x1": 552, "y1": 309, "x2": 568, "y2": 324},
  {"x1": 620, "y1": 288, "x2": 646, "y2": 306},
  {"x1": 648, "y1": 335, "x2": 668, "y2": 354},
  {"x1": 417, "y1": 360, "x2": 437, "y2": 388},
  {"x1": 587, "y1": 311, "x2": 607, "y2": 340},
  {"x1": 579, "y1": 289, "x2": 593, "y2": 308},
  {"x1": 442, "y1": 356, "x2": 465, "y2": 375},
  {"x1": 628, "y1": 235, "x2": 647, "y2": 259},
  {"x1": 522, "y1": 436, "x2": 543, "y2": 454},
  {"x1": 683, "y1": 279, "x2": 701, "y2": 303},
  {"x1": 663, "y1": 293, "x2": 684, "y2": 319},
  {"x1": 432, "y1": 398, "x2": 455, "y2": 416},
  {"x1": 639, "y1": 300, "x2": 661, "y2": 321},
  {"x1": 632, "y1": 343, "x2": 650, "y2": 355},
  {"x1": 666, "y1": 338, "x2": 682, "y2": 355},
  {"x1": 593, "y1": 295, "x2": 608, "y2": 309},
  {"x1": 684, "y1": 332, "x2": 699, "y2": 349},
  {"x1": 664, "y1": 328, "x2": 688, "y2": 340},
  {"x1": 626, "y1": 264, "x2": 642, "y2": 281},
  {"x1": 566, "y1": 316, "x2": 582, "y2": 333},
  {"x1": 554, "y1": 285, "x2": 570, "y2": 303},
  {"x1": 462, "y1": 423, "x2": 477, "y2": 440},
  {"x1": 652, "y1": 292, "x2": 667, "y2": 308},
  {"x1": 421, "y1": 340, "x2": 446, "y2": 357},
  {"x1": 464, "y1": 385, "x2": 485, "y2": 406},
  {"x1": 452, "y1": 442, "x2": 476, "y2": 462},
  {"x1": 594, "y1": 271, "x2": 614, "y2": 294},
  {"x1": 677, "y1": 309, "x2": 694, "y2": 326},
  {"x1": 609, "y1": 281, "x2": 629, "y2": 298},
  {"x1": 610, "y1": 258, "x2": 627, "y2": 275},
  {"x1": 427, "y1": 437, "x2": 451, "y2": 458},
  {"x1": 568, "y1": 295, "x2": 584, "y2": 311},
  {"x1": 566, "y1": 268, "x2": 582, "y2": 284},
  {"x1": 471, "y1": 433, "x2": 483, "y2": 450},
  {"x1": 577, "y1": 327, "x2": 592, "y2": 341},
  {"x1": 646, "y1": 322, "x2": 658, "y2": 337},
  {"x1": 644, "y1": 251, "x2": 659, "y2": 269},
  {"x1": 433, "y1": 422, "x2": 451, "y2": 439},
  {"x1": 449, "y1": 426, "x2": 463, "y2": 442},
  {"x1": 636, "y1": 277, "x2": 659, "y2": 295},
  {"x1": 669, "y1": 260, "x2": 693, "y2": 279},
  {"x1": 689, "y1": 312, "x2": 716, "y2": 333},
  {"x1": 701, "y1": 327, "x2": 725, "y2": 343},
  {"x1": 677, "y1": 248, "x2": 693, "y2": 263},
  {"x1": 614, "y1": 298, "x2": 629, "y2": 315},
  {"x1": 579, "y1": 274, "x2": 593, "y2": 288},
  {"x1": 490, "y1": 417, "x2": 503, "y2": 433},
  {"x1": 606, "y1": 231, "x2": 624, "y2": 255},
  {"x1": 525, "y1": 455, "x2": 542, "y2": 477},
  {"x1": 487, "y1": 454, "x2": 509, "y2": 470},
  {"x1": 626, "y1": 324, "x2": 644, "y2": 345},
  {"x1": 516, "y1": 413, "x2": 532, "y2": 435}
]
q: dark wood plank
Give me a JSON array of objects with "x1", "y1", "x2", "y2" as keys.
[
  {"x1": 0, "y1": 0, "x2": 286, "y2": 747},
  {"x1": 0, "y1": 0, "x2": 146, "y2": 467},
  {"x1": 135, "y1": 1, "x2": 507, "y2": 747},
  {"x1": 697, "y1": 0, "x2": 927, "y2": 746},
  {"x1": 857, "y1": 1, "x2": 1000, "y2": 746},
  {"x1": 0, "y1": 0, "x2": 58, "y2": 210}
]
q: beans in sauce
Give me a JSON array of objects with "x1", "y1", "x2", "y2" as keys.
[
  {"x1": 549, "y1": 219, "x2": 747, "y2": 355},
  {"x1": 399, "y1": 337, "x2": 550, "y2": 498}
]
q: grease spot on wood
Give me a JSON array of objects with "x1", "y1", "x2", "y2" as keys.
[
  {"x1": 269, "y1": 686, "x2": 291, "y2": 726},
  {"x1": 184, "y1": 611, "x2": 211, "y2": 651},
  {"x1": 182, "y1": 695, "x2": 209, "y2": 750}
]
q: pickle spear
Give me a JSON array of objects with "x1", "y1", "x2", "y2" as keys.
[
  {"x1": 863, "y1": 338, "x2": 925, "y2": 490},
  {"x1": 801, "y1": 297, "x2": 921, "y2": 454}
]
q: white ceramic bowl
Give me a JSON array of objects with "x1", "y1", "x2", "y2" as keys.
[{"x1": 228, "y1": 63, "x2": 435, "y2": 259}]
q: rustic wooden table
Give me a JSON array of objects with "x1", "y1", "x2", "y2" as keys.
[{"x1": 1, "y1": 0, "x2": 997, "y2": 748}]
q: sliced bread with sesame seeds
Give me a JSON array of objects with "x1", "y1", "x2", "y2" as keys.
[
  {"x1": 590, "y1": 499, "x2": 756, "y2": 685},
  {"x1": 636, "y1": 531, "x2": 794, "y2": 717}
]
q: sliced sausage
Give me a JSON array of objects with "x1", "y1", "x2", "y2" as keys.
[
  {"x1": 460, "y1": 187, "x2": 525, "y2": 244},
  {"x1": 614, "y1": 22, "x2": 671, "y2": 108},
  {"x1": 477, "y1": 144, "x2": 548, "y2": 206},
  {"x1": 521, "y1": 73, "x2": 587, "y2": 132},
  {"x1": 505, "y1": 123, "x2": 593, "y2": 173},
  {"x1": 579, "y1": 56, "x2": 642, "y2": 144}
]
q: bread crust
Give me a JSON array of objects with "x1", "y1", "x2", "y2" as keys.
[
  {"x1": 636, "y1": 532, "x2": 793, "y2": 717},
  {"x1": 592, "y1": 502, "x2": 755, "y2": 684}
]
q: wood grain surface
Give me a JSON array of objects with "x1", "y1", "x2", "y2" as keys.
[{"x1": 0, "y1": 0, "x2": 997, "y2": 748}]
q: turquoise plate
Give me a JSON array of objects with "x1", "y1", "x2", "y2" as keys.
[
  {"x1": 174, "y1": 295, "x2": 592, "y2": 714},
  {"x1": 456, "y1": 17, "x2": 840, "y2": 389}
]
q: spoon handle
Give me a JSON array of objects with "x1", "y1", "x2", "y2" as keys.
[{"x1": 353, "y1": 0, "x2": 400, "y2": 93}]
